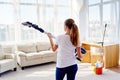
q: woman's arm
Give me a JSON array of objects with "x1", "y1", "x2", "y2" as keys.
[
  {"x1": 76, "y1": 47, "x2": 82, "y2": 58},
  {"x1": 47, "y1": 33, "x2": 58, "y2": 52}
]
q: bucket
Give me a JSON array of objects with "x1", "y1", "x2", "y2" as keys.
[{"x1": 96, "y1": 67, "x2": 102, "y2": 75}]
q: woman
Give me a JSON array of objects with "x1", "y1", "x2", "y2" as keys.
[{"x1": 47, "y1": 18, "x2": 81, "y2": 80}]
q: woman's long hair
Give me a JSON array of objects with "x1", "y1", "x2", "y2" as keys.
[{"x1": 64, "y1": 18, "x2": 80, "y2": 46}]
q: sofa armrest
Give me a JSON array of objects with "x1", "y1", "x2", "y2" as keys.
[
  {"x1": 16, "y1": 51, "x2": 27, "y2": 57},
  {"x1": 4, "y1": 54, "x2": 15, "y2": 59}
]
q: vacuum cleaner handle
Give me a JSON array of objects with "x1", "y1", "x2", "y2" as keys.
[
  {"x1": 22, "y1": 21, "x2": 55, "y2": 38},
  {"x1": 76, "y1": 57, "x2": 81, "y2": 61},
  {"x1": 44, "y1": 31, "x2": 55, "y2": 38}
]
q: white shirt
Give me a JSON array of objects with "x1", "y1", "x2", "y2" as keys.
[{"x1": 55, "y1": 34, "x2": 77, "y2": 68}]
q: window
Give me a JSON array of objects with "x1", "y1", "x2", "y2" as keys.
[
  {"x1": 0, "y1": 0, "x2": 73, "y2": 42},
  {"x1": 20, "y1": 0, "x2": 36, "y2": 4},
  {"x1": 89, "y1": 6, "x2": 101, "y2": 41},
  {"x1": 57, "y1": 0, "x2": 71, "y2": 6},
  {"x1": 88, "y1": 0, "x2": 100, "y2": 5},
  {"x1": 45, "y1": 7, "x2": 54, "y2": 32},
  {"x1": 0, "y1": 1, "x2": 15, "y2": 42},
  {"x1": 103, "y1": 4, "x2": 112, "y2": 23},
  {"x1": 45, "y1": 0, "x2": 55, "y2": 5},
  {"x1": 20, "y1": 5, "x2": 37, "y2": 23},
  {"x1": 0, "y1": 4, "x2": 14, "y2": 24},
  {"x1": 103, "y1": 0, "x2": 111, "y2": 2},
  {"x1": 0, "y1": 0, "x2": 12, "y2": 3},
  {"x1": 89, "y1": 6, "x2": 100, "y2": 22},
  {"x1": 57, "y1": 7, "x2": 71, "y2": 34},
  {"x1": 116, "y1": 1, "x2": 120, "y2": 43},
  {"x1": 0, "y1": 25, "x2": 7, "y2": 41},
  {"x1": 0, "y1": 24, "x2": 15, "y2": 42},
  {"x1": 20, "y1": 4, "x2": 37, "y2": 41},
  {"x1": 88, "y1": 0, "x2": 119, "y2": 43}
]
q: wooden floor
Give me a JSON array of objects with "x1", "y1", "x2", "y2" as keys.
[{"x1": 108, "y1": 65, "x2": 120, "y2": 73}]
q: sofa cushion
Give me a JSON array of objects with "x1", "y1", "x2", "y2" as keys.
[
  {"x1": 38, "y1": 51, "x2": 56, "y2": 59},
  {"x1": 36, "y1": 42, "x2": 51, "y2": 52},
  {"x1": 0, "y1": 45, "x2": 4, "y2": 60},
  {"x1": 17, "y1": 43, "x2": 37, "y2": 53},
  {"x1": 0, "y1": 56, "x2": 4, "y2": 60},
  {"x1": 17, "y1": 51, "x2": 27, "y2": 57},
  {"x1": 0, "y1": 44, "x2": 16, "y2": 60},
  {"x1": 26, "y1": 50, "x2": 55, "y2": 60},
  {"x1": 0, "y1": 59, "x2": 14, "y2": 64},
  {"x1": 0, "y1": 59, "x2": 16, "y2": 70},
  {"x1": 2, "y1": 44, "x2": 16, "y2": 54},
  {"x1": 26, "y1": 52, "x2": 42, "y2": 60},
  {"x1": 39, "y1": 51, "x2": 55, "y2": 57}
]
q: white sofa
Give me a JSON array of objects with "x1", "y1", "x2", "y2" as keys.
[
  {"x1": 0, "y1": 44, "x2": 17, "y2": 76},
  {"x1": 16, "y1": 42, "x2": 56, "y2": 70}
]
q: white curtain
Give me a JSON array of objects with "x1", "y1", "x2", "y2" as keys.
[{"x1": 79, "y1": 0, "x2": 88, "y2": 41}]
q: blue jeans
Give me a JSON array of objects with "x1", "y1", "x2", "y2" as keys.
[{"x1": 56, "y1": 64, "x2": 78, "y2": 80}]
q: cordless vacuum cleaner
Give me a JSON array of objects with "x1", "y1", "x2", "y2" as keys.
[{"x1": 22, "y1": 21, "x2": 86, "y2": 61}]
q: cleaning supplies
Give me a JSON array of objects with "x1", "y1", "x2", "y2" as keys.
[{"x1": 93, "y1": 59, "x2": 103, "y2": 75}]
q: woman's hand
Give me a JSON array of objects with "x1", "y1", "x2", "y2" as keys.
[
  {"x1": 47, "y1": 33, "x2": 52, "y2": 39},
  {"x1": 77, "y1": 54, "x2": 82, "y2": 59},
  {"x1": 47, "y1": 33, "x2": 58, "y2": 52},
  {"x1": 76, "y1": 47, "x2": 82, "y2": 59},
  {"x1": 76, "y1": 47, "x2": 82, "y2": 61}
]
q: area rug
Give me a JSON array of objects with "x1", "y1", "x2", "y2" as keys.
[{"x1": 0, "y1": 63, "x2": 120, "y2": 80}]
